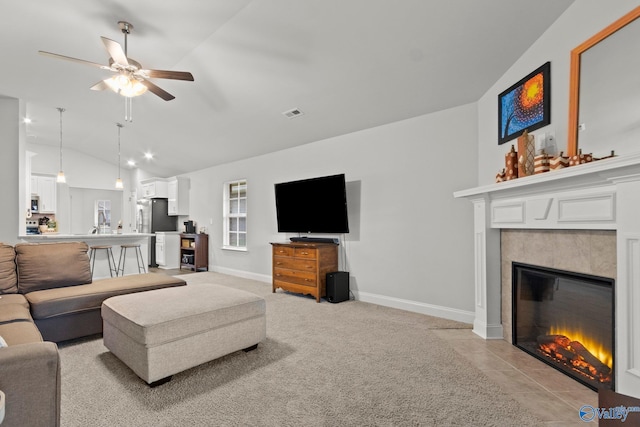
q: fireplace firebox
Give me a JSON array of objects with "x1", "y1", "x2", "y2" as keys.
[{"x1": 512, "y1": 262, "x2": 614, "y2": 391}]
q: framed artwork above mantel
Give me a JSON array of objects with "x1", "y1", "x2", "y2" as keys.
[{"x1": 498, "y1": 62, "x2": 551, "y2": 145}]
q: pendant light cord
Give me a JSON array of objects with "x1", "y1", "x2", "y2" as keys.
[
  {"x1": 117, "y1": 123, "x2": 123, "y2": 178},
  {"x1": 57, "y1": 107, "x2": 65, "y2": 171}
]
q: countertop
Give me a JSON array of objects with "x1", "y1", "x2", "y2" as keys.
[{"x1": 19, "y1": 233, "x2": 154, "y2": 240}]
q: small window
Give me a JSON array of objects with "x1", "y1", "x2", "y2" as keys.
[{"x1": 223, "y1": 179, "x2": 247, "y2": 250}]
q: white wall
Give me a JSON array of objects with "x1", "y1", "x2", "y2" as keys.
[
  {"x1": 0, "y1": 98, "x2": 23, "y2": 244},
  {"x1": 477, "y1": 1, "x2": 640, "y2": 185},
  {"x1": 185, "y1": 103, "x2": 478, "y2": 320},
  {"x1": 27, "y1": 142, "x2": 138, "y2": 234}
]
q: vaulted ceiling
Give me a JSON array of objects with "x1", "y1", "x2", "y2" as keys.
[{"x1": 0, "y1": 0, "x2": 574, "y2": 177}]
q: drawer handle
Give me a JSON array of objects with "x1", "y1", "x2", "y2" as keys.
[
  {"x1": 276, "y1": 262, "x2": 282, "y2": 265},
  {"x1": 301, "y1": 251, "x2": 308, "y2": 255},
  {"x1": 278, "y1": 250, "x2": 285, "y2": 253},
  {"x1": 305, "y1": 279, "x2": 311, "y2": 282},
  {"x1": 276, "y1": 273, "x2": 281, "y2": 277},
  {"x1": 306, "y1": 266, "x2": 313, "y2": 269}
]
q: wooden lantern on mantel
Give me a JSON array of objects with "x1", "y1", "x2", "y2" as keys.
[
  {"x1": 504, "y1": 145, "x2": 518, "y2": 180},
  {"x1": 517, "y1": 130, "x2": 535, "y2": 177}
]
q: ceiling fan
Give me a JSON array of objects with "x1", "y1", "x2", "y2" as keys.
[{"x1": 38, "y1": 21, "x2": 194, "y2": 101}]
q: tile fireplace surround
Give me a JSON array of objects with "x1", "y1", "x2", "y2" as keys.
[{"x1": 454, "y1": 152, "x2": 640, "y2": 398}]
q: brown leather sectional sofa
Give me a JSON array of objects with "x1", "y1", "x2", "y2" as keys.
[{"x1": 0, "y1": 241, "x2": 187, "y2": 427}]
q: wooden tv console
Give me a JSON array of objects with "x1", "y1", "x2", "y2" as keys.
[{"x1": 271, "y1": 242, "x2": 338, "y2": 302}]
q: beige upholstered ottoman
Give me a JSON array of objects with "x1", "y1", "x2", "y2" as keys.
[{"x1": 101, "y1": 283, "x2": 266, "y2": 386}]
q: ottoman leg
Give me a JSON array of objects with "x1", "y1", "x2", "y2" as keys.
[
  {"x1": 243, "y1": 343, "x2": 258, "y2": 352},
  {"x1": 148, "y1": 375, "x2": 173, "y2": 388}
]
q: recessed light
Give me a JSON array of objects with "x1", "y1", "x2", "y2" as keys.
[
  {"x1": 23, "y1": 118, "x2": 32, "y2": 124},
  {"x1": 127, "y1": 160, "x2": 136, "y2": 167},
  {"x1": 144, "y1": 152, "x2": 153, "y2": 160}
]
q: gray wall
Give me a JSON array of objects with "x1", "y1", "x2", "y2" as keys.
[{"x1": 185, "y1": 103, "x2": 479, "y2": 320}]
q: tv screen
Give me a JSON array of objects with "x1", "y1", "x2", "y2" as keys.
[{"x1": 275, "y1": 174, "x2": 349, "y2": 234}]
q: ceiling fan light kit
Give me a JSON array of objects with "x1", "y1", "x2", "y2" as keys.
[{"x1": 102, "y1": 74, "x2": 148, "y2": 98}]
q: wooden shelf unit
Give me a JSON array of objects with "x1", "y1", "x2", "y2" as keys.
[
  {"x1": 271, "y1": 242, "x2": 338, "y2": 302},
  {"x1": 180, "y1": 233, "x2": 209, "y2": 271}
]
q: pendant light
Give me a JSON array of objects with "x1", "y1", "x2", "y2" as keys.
[
  {"x1": 56, "y1": 107, "x2": 66, "y2": 183},
  {"x1": 115, "y1": 123, "x2": 124, "y2": 189}
]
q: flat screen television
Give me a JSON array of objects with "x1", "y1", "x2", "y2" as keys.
[{"x1": 275, "y1": 174, "x2": 349, "y2": 234}]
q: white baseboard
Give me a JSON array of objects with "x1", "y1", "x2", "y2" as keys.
[
  {"x1": 211, "y1": 269, "x2": 474, "y2": 324},
  {"x1": 210, "y1": 266, "x2": 271, "y2": 284},
  {"x1": 353, "y1": 291, "x2": 475, "y2": 324}
]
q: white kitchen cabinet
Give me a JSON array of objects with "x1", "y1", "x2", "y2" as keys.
[
  {"x1": 32, "y1": 175, "x2": 56, "y2": 213},
  {"x1": 155, "y1": 232, "x2": 180, "y2": 269},
  {"x1": 167, "y1": 177, "x2": 189, "y2": 216},
  {"x1": 155, "y1": 233, "x2": 165, "y2": 266},
  {"x1": 140, "y1": 178, "x2": 168, "y2": 198}
]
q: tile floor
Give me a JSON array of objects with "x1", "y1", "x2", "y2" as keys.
[{"x1": 433, "y1": 328, "x2": 598, "y2": 426}]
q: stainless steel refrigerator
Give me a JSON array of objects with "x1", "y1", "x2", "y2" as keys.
[{"x1": 137, "y1": 198, "x2": 177, "y2": 267}]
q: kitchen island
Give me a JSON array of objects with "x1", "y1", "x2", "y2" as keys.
[{"x1": 18, "y1": 233, "x2": 153, "y2": 279}]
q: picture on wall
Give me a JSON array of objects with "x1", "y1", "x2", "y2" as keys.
[{"x1": 498, "y1": 62, "x2": 551, "y2": 145}]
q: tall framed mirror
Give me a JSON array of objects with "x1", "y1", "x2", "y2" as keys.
[{"x1": 567, "y1": 6, "x2": 640, "y2": 157}]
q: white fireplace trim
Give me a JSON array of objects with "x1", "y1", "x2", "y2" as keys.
[
  {"x1": 557, "y1": 192, "x2": 615, "y2": 223},
  {"x1": 622, "y1": 235, "x2": 640, "y2": 381},
  {"x1": 455, "y1": 152, "x2": 640, "y2": 397}
]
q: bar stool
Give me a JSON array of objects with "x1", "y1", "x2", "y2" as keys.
[
  {"x1": 89, "y1": 245, "x2": 117, "y2": 278},
  {"x1": 117, "y1": 244, "x2": 146, "y2": 276}
]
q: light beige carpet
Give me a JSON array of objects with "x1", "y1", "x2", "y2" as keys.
[{"x1": 58, "y1": 272, "x2": 543, "y2": 426}]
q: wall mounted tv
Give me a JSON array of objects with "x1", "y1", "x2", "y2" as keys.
[{"x1": 275, "y1": 174, "x2": 349, "y2": 234}]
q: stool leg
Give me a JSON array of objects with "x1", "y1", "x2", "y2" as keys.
[
  {"x1": 117, "y1": 248, "x2": 126, "y2": 276},
  {"x1": 135, "y1": 246, "x2": 146, "y2": 273},
  {"x1": 89, "y1": 249, "x2": 95, "y2": 279},
  {"x1": 108, "y1": 248, "x2": 117, "y2": 277}
]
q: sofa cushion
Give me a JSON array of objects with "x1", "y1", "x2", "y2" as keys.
[
  {"x1": 0, "y1": 320, "x2": 43, "y2": 345},
  {"x1": 0, "y1": 245, "x2": 17, "y2": 294},
  {"x1": 0, "y1": 294, "x2": 29, "y2": 309},
  {"x1": 15, "y1": 241, "x2": 92, "y2": 294},
  {"x1": 0, "y1": 303, "x2": 33, "y2": 324},
  {"x1": 26, "y1": 273, "x2": 186, "y2": 320}
]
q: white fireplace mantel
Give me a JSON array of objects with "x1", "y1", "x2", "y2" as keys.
[{"x1": 454, "y1": 152, "x2": 640, "y2": 398}]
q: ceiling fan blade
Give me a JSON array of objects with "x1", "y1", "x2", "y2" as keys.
[
  {"x1": 143, "y1": 69, "x2": 194, "y2": 81},
  {"x1": 90, "y1": 80, "x2": 109, "y2": 91},
  {"x1": 139, "y1": 79, "x2": 175, "y2": 101},
  {"x1": 101, "y1": 36, "x2": 129, "y2": 66},
  {"x1": 38, "y1": 51, "x2": 110, "y2": 70}
]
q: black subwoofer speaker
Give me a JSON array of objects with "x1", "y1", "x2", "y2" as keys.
[{"x1": 326, "y1": 271, "x2": 349, "y2": 303}]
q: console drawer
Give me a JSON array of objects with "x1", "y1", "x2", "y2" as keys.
[
  {"x1": 273, "y1": 246, "x2": 294, "y2": 257},
  {"x1": 273, "y1": 268, "x2": 317, "y2": 286},
  {"x1": 293, "y1": 248, "x2": 317, "y2": 259},
  {"x1": 273, "y1": 258, "x2": 317, "y2": 271}
]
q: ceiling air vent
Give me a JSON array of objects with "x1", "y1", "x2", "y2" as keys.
[{"x1": 282, "y1": 108, "x2": 304, "y2": 119}]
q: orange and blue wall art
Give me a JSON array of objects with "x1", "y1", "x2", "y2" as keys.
[{"x1": 498, "y1": 62, "x2": 551, "y2": 145}]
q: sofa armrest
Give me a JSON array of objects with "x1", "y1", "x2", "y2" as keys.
[{"x1": 0, "y1": 342, "x2": 60, "y2": 427}]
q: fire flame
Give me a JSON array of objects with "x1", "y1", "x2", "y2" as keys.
[{"x1": 549, "y1": 325, "x2": 612, "y2": 369}]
